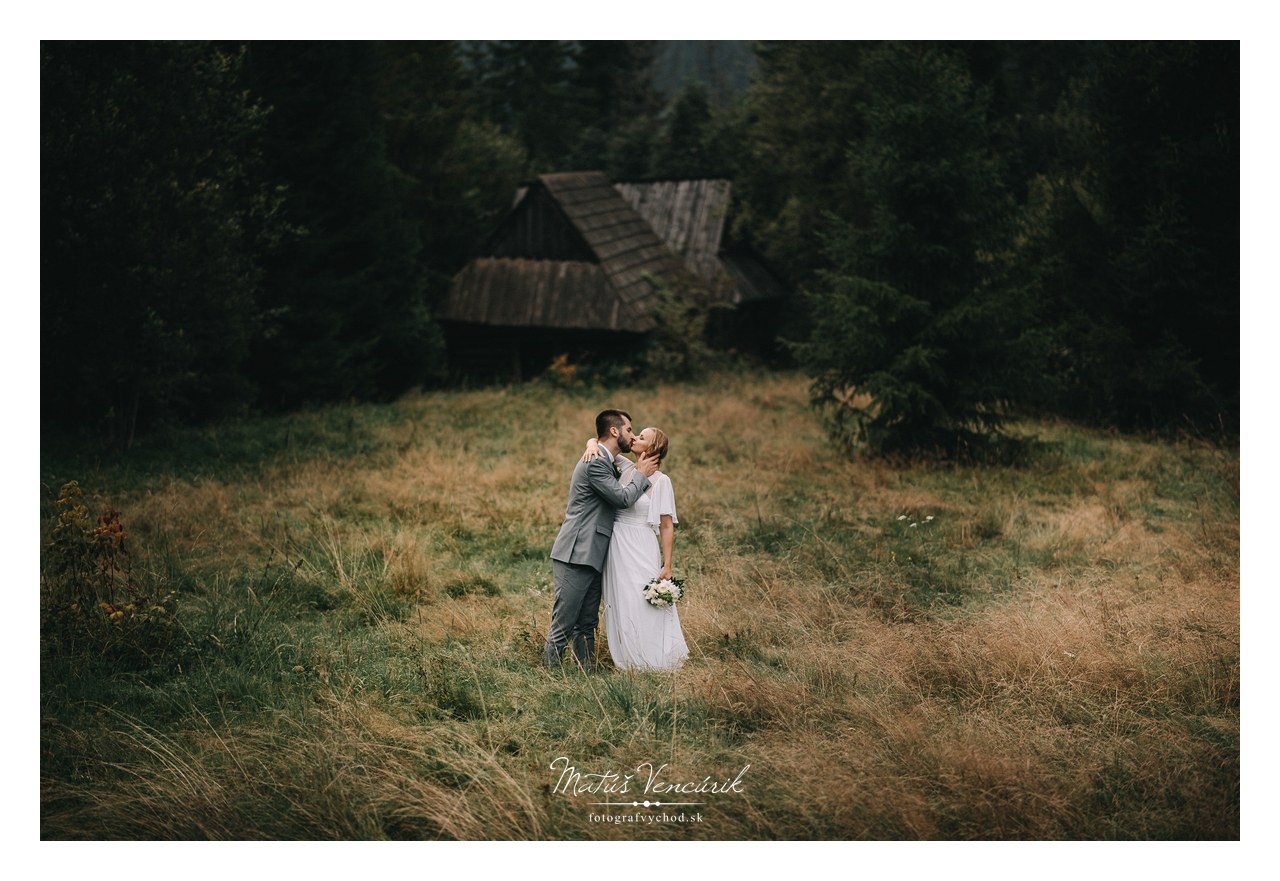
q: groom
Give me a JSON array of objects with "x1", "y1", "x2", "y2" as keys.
[{"x1": 542, "y1": 409, "x2": 659, "y2": 669}]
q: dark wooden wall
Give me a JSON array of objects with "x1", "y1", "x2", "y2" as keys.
[{"x1": 485, "y1": 187, "x2": 597, "y2": 262}]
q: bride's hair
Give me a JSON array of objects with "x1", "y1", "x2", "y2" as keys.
[{"x1": 646, "y1": 427, "x2": 670, "y2": 464}]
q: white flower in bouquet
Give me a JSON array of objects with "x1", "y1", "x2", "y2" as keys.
[{"x1": 643, "y1": 576, "x2": 687, "y2": 608}]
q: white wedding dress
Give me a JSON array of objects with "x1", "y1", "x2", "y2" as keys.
[{"x1": 602, "y1": 470, "x2": 689, "y2": 670}]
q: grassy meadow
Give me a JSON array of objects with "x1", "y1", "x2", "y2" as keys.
[{"x1": 39, "y1": 371, "x2": 1239, "y2": 839}]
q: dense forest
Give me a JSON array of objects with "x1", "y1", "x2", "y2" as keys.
[{"x1": 41, "y1": 40, "x2": 1239, "y2": 453}]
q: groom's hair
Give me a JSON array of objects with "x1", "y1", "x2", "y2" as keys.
[{"x1": 596, "y1": 409, "x2": 632, "y2": 440}]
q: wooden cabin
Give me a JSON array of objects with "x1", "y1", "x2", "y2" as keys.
[{"x1": 443, "y1": 171, "x2": 785, "y2": 379}]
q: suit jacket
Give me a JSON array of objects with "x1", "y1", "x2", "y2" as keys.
[{"x1": 551, "y1": 453, "x2": 650, "y2": 572}]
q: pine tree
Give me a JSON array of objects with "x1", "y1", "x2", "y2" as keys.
[
  {"x1": 790, "y1": 43, "x2": 1032, "y2": 453},
  {"x1": 1019, "y1": 41, "x2": 1239, "y2": 429},
  {"x1": 650, "y1": 82, "x2": 719, "y2": 179},
  {"x1": 735, "y1": 41, "x2": 872, "y2": 290},
  {"x1": 369, "y1": 42, "x2": 525, "y2": 385},
  {"x1": 42, "y1": 41, "x2": 280, "y2": 447},
  {"x1": 567, "y1": 41, "x2": 661, "y2": 177},
  {"x1": 464, "y1": 41, "x2": 577, "y2": 172},
  {"x1": 242, "y1": 41, "x2": 438, "y2": 406}
]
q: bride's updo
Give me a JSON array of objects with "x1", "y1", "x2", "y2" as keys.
[{"x1": 646, "y1": 427, "x2": 669, "y2": 464}]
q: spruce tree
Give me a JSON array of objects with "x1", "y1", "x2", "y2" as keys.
[
  {"x1": 42, "y1": 41, "x2": 279, "y2": 447},
  {"x1": 790, "y1": 43, "x2": 1032, "y2": 453},
  {"x1": 242, "y1": 41, "x2": 435, "y2": 406},
  {"x1": 1019, "y1": 41, "x2": 1239, "y2": 429}
]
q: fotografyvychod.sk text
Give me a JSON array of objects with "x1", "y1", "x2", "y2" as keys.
[{"x1": 549, "y1": 757, "x2": 750, "y2": 798}]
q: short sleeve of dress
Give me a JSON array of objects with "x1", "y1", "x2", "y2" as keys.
[{"x1": 646, "y1": 472, "x2": 678, "y2": 529}]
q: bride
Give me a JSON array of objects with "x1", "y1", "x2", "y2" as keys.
[{"x1": 583, "y1": 427, "x2": 688, "y2": 670}]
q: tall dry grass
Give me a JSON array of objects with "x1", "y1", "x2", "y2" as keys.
[{"x1": 40, "y1": 371, "x2": 1238, "y2": 839}]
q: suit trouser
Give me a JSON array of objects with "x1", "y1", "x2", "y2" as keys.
[{"x1": 543, "y1": 559, "x2": 602, "y2": 668}]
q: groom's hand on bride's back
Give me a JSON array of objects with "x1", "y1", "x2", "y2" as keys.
[{"x1": 635, "y1": 452, "x2": 659, "y2": 478}]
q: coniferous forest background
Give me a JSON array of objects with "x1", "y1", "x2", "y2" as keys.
[{"x1": 42, "y1": 40, "x2": 1239, "y2": 451}]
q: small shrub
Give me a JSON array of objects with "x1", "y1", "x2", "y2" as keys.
[
  {"x1": 419, "y1": 656, "x2": 485, "y2": 720},
  {"x1": 443, "y1": 574, "x2": 501, "y2": 599},
  {"x1": 540, "y1": 353, "x2": 583, "y2": 390},
  {"x1": 712, "y1": 628, "x2": 760, "y2": 661},
  {"x1": 534, "y1": 352, "x2": 640, "y2": 390},
  {"x1": 41, "y1": 481, "x2": 180, "y2": 668},
  {"x1": 642, "y1": 273, "x2": 731, "y2": 380}
]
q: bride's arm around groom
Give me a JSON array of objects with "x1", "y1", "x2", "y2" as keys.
[{"x1": 542, "y1": 409, "x2": 658, "y2": 669}]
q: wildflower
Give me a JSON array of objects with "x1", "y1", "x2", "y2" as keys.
[
  {"x1": 897, "y1": 515, "x2": 907, "y2": 521},
  {"x1": 926, "y1": 515, "x2": 934, "y2": 522},
  {"x1": 910, "y1": 522, "x2": 918, "y2": 528}
]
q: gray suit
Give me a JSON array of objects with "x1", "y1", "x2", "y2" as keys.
[{"x1": 543, "y1": 451, "x2": 650, "y2": 668}]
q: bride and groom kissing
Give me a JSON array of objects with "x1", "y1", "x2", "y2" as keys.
[{"x1": 542, "y1": 409, "x2": 689, "y2": 672}]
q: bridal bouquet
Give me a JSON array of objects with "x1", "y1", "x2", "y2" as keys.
[{"x1": 643, "y1": 576, "x2": 686, "y2": 607}]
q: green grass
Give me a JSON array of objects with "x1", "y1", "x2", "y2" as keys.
[{"x1": 40, "y1": 371, "x2": 1239, "y2": 839}]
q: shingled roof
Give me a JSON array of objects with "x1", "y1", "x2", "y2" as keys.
[
  {"x1": 447, "y1": 259, "x2": 616, "y2": 330},
  {"x1": 613, "y1": 178, "x2": 730, "y2": 276},
  {"x1": 541, "y1": 172, "x2": 680, "y2": 313},
  {"x1": 444, "y1": 171, "x2": 783, "y2": 335},
  {"x1": 614, "y1": 178, "x2": 785, "y2": 305}
]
